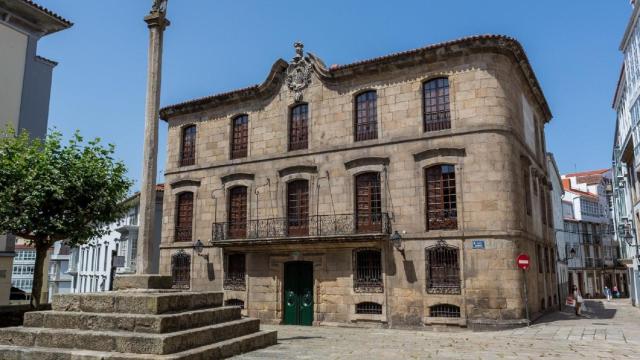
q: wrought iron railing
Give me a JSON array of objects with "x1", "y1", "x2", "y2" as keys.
[
  {"x1": 212, "y1": 213, "x2": 391, "y2": 241},
  {"x1": 175, "y1": 226, "x2": 192, "y2": 242}
]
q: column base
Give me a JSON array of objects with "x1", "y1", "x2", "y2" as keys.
[{"x1": 113, "y1": 274, "x2": 173, "y2": 290}]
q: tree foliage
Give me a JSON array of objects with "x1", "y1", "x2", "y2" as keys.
[{"x1": 0, "y1": 127, "x2": 132, "y2": 307}]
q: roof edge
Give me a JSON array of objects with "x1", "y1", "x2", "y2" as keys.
[{"x1": 160, "y1": 34, "x2": 552, "y2": 123}]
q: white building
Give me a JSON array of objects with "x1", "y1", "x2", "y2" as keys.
[
  {"x1": 10, "y1": 241, "x2": 36, "y2": 300},
  {"x1": 0, "y1": 0, "x2": 71, "y2": 305},
  {"x1": 68, "y1": 186, "x2": 164, "y2": 293},
  {"x1": 561, "y1": 170, "x2": 625, "y2": 298},
  {"x1": 547, "y1": 153, "x2": 569, "y2": 306},
  {"x1": 612, "y1": 0, "x2": 640, "y2": 307},
  {"x1": 47, "y1": 241, "x2": 72, "y2": 302}
]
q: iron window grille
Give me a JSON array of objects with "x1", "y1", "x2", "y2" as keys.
[
  {"x1": 429, "y1": 304, "x2": 460, "y2": 318},
  {"x1": 224, "y1": 298, "x2": 245, "y2": 309},
  {"x1": 425, "y1": 165, "x2": 457, "y2": 230},
  {"x1": 355, "y1": 302, "x2": 382, "y2": 315},
  {"x1": 423, "y1": 78, "x2": 451, "y2": 132},
  {"x1": 353, "y1": 249, "x2": 383, "y2": 293},
  {"x1": 231, "y1": 115, "x2": 248, "y2": 159},
  {"x1": 180, "y1": 125, "x2": 196, "y2": 166},
  {"x1": 224, "y1": 253, "x2": 246, "y2": 290},
  {"x1": 355, "y1": 91, "x2": 378, "y2": 141},
  {"x1": 171, "y1": 250, "x2": 191, "y2": 289},
  {"x1": 425, "y1": 240, "x2": 461, "y2": 294},
  {"x1": 289, "y1": 104, "x2": 308, "y2": 151},
  {"x1": 175, "y1": 192, "x2": 193, "y2": 242}
]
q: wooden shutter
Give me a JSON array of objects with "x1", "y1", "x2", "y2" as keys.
[
  {"x1": 355, "y1": 173, "x2": 382, "y2": 233},
  {"x1": 425, "y1": 165, "x2": 457, "y2": 230},
  {"x1": 175, "y1": 192, "x2": 193, "y2": 242},
  {"x1": 228, "y1": 187, "x2": 247, "y2": 239},
  {"x1": 287, "y1": 180, "x2": 309, "y2": 236}
]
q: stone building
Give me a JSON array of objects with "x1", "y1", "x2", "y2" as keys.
[{"x1": 158, "y1": 35, "x2": 557, "y2": 329}]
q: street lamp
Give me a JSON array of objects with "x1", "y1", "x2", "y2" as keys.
[
  {"x1": 390, "y1": 230, "x2": 402, "y2": 251},
  {"x1": 560, "y1": 246, "x2": 576, "y2": 263},
  {"x1": 193, "y1": 239, "x2": 207, "y2": 259}
]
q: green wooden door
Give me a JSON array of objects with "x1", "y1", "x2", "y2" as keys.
[{"x1": 283, "y1": 261, "x2": 313, "y2": 325}]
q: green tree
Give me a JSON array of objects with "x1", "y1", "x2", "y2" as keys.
[{"x1": 0, "y1": 128, "x2": 132, "y2": 308}]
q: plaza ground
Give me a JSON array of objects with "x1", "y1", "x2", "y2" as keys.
[{"x1": 235, "y1": 299, "x2": 640, "y2": 359}]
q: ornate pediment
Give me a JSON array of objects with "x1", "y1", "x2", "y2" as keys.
[{"x1": 285, "y1": 42, "x2": 313, "y2": 102}]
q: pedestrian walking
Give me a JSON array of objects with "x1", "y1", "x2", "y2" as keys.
[
  {"x1": 604, "y1": 286, "x2": 611, "y2": 301},
  {"x1": 573, "y1": 285, "x2": 584, "y2": 316},
  {"x1": 613, "y1": 285, "x2": 619, "y2": 298}
]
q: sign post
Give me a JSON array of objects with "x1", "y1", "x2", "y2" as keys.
[{"x1": 516, "y1": 253, "x2": 531, "y2": 326}]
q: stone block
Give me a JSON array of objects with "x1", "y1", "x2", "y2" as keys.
[{"x1": 113, "y1": 274, "x2": 173, "y2": 290}]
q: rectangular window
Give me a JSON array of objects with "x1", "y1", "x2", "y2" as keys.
[
  {"x1": 523, "y1": 166, "x2": 532, "y2": 216},
  {"x1": 231, "y1": 115, "x2": 248, "y2": 159},
  {"x1": 426, "y1": 243, "x2": 461, "y2": 294},
  {"x1": 289, "y1": 104, "x2": 308, "y2": 150},
  {"x1": 423, "y1": 78, "x2": 451, "y2": 131},
  {"x1": 354, "y1": 249, "x2": 383, "y2": 292},
  {"x1": 537, "y1": 245, "x2": 543, "y2": 273},
  {"x1": 287, "y1": 180, "x2": 309, "y2": 236},
  {"x1": 228, "y1": 187, "x2": 248, "y2": 239},
  {"x1": 180, "y1": 125, "x2": 196, "y2": 166},
  {"x1": 355, "y1": 173, "x2": 382, "y2": 233},
  {"x1": 355, "y1": 91, "x2": 378, "y2": 141},
  {"x1": 541, "y1": 185, "x2": 547, "y2": 226},
  {"x1": 224, "y1": 253, "x2": 246, "y2": 290},
  {"x1": 175, "y1": 192, "x2": 194, "y2": 242},
  {"x1": 425, "y1": 165, "x2": 457, "y2": 230}
]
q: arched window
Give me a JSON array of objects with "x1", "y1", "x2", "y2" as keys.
[
  {"x1": 355, "y1": 172, "x2": 382, "y2": 233},
  {"x1": 175, "y1": 192, "x2": 193, "y2": 242},
  {"x1": 355, "y1": 302, "x2": 382, "y2": 314},
  {"x1": 180, "y1": 125, "x2": 196, "y2": 166},
  {"x1": 353, "y1": 249, "x2": 383, "y2": 292},
  {"x1": 228, "y1": 186, "x2": 248, "y2": 239},
  {"x1": 425, "y1": 241, "x2": 460, "y2": 294},
  {"x1": 289, "y1": 104, "x2": 308, "y2": 151},
  {"x1": 224, "y1": 253, "x2": 246, "y2": 290},
  {"x1": 171, "y1": 250, "x2": 191, "y2": 289},
  {"x1": 225, "y1": 299, "x2": 245, "y2": 309},
  {"x1": 425, "y1": 164, "x2": 457, "y2": 230},
  {"x1": 231, "y1": 115, "x2": 248, "y2": 159},
  {"x1": 423, "y1": 78, "x2": 450, "y2": 131},
  {"x1": 354, "y1": 91, "x2": 378, "y2": 141},
  {"x1": 287, "y1": 180, "x2": 309, "y2": 236},
  {"x1": 429, "y1": 304, "x2": 460, "y2": 318}
]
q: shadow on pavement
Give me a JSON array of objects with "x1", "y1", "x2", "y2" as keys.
[
  {"x1": 278, "y1": 336, "x2": 324, "y2": 341},
  {"x1": 533, "y1": 300, "x2": 617, "y2": 325}
]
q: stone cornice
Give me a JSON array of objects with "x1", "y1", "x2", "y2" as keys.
[{"x1": 159, "y1": 35, "x2": 552, "y2": 123}]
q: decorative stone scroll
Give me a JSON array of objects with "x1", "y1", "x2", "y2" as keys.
[{"x1": 286, "y1": 42, "x2": 313, "y2": 102}]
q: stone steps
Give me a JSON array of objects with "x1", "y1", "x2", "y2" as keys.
[
  {"x1": 52, "y1": 291, "x2": 223, "y2": 314},
  {"x1": 24, "y1": 306, "x2": 241, "y2": 334},
  {"x1": 0, "y1": 318, "x2": 260, "y2": 355},
  {"x1": 0, "y1": 329, "x2": 278, "y2": 359}
]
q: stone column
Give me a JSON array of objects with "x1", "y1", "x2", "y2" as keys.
[
  {"x1": 113, "y1": 2, "x2": 172, "y2": 291},
  {"x1": 136, "y1": 8, "x2": 169, "y2": 275}
]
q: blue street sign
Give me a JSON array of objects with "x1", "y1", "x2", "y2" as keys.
[{"x1": 472, "y1": 240, "x2": 485, "y2": 249}]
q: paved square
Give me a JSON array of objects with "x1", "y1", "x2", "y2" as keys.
[{"x1": 235, "y1": 300, "x2": 640, "y2": 359}]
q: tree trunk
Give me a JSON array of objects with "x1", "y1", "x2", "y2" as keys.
[{"x1": 30, "y1": 243, "x2": 49, "y2": 309}]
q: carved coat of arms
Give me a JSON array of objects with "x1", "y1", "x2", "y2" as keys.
[{"x1": 286, "y1": 42, "x2": 313, "y2": 102}]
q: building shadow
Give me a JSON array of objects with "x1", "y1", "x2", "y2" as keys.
[{"x1": 533, "y1": 300, "x2": 617, "y2": 325}]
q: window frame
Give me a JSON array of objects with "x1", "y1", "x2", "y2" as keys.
[
  {"x1": 224, "y1": 253, "x2": 246, "y2": 290},
  {"x1": 171, "y1": 250, "x2": 191, "y2": 289},
  {"x1": 175, "y1": 192, "x2": 194, "y2": 242},
  {"x1": 354, "y1": 172, "x2": 382, "y2": 233},
  {"x1": 354, "y1": 90, "x2": 378, "y2": 141},
  {"x1": 353, "y1": 248, "x2": 383, "y2": 293},
  {"x1": 425, "y1": 241, "x2": 461, "y2": 294},
  {"x1": 423, "y1": 77, "x2": 451, "y2": 132},
  {"x1": 289, "y1": 103, "x2": 309, "y2": 151},
  {"x1": 230, "y1": 114, "x2": 249, "y2": 160},
  {"x1": 180, "y1": 124, "x2": 196, "y2": 166},
  {"x1": 227, "y1": 186, "x2": 248, "y2": 239},
  {"x1": 425, "y1": 164, "x2": 458, "y2": 231}
]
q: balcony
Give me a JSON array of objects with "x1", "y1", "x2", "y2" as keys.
[{"x1": 212, "y1": 213, "x2": 391, "y2": 245}]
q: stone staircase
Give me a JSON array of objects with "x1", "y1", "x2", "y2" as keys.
[{"x1": 0, "y1": 290, "x2": 277, "y2": 359}]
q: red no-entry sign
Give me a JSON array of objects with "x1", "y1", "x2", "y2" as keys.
[{"x1": 516, "y1": 254, "x2": 530, "y2": 270}]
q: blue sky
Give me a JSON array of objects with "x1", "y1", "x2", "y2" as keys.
[{"x1": 35, "y1": 0, "x2": 630, "y2": 189}]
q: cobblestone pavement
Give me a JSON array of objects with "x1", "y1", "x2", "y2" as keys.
[{"x1": 235, "y1": 299, "x2": 640, "y2": 359}]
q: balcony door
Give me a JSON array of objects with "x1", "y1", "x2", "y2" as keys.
[
  {"x1": 228, "y1": 186, "x2": 247, "y2": 239},
  {"x1": 355, "y1": 172, "x2": 382, "y2": 233},
  {"x1": 287, "y1": 180, "x2": 309, "y2": 236}
]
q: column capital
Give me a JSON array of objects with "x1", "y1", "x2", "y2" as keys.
[{"x1": 144, "y1": 13, "x2": 170, "y2": 29}]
